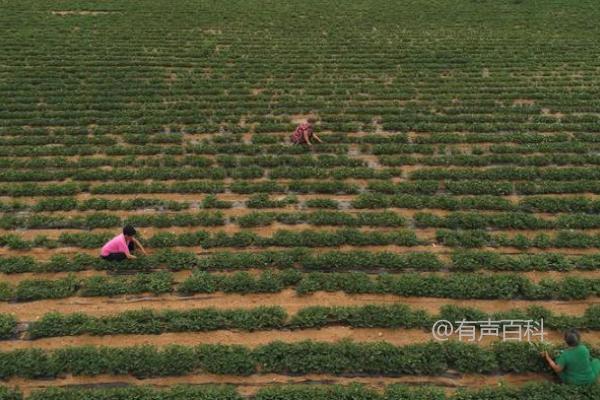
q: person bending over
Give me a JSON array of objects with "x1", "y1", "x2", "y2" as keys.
[
  {"x1": 290, "y1": 117, "x2": 323, "y2": 146},
  {"x1": 542, "y1": 329, "x2": 600, "y2": 385},
  {"x1": 100, "y1": 225, "x2": 147, "y2": 261}
]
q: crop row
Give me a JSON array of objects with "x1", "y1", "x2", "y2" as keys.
[
  {"x1": 0, "y1": 271, "x2": 173, "y2": 302},
  {"x1": 1, "y1": 270, "x2": 598, "y2": 302},
  {"x1": 3, "y1": 248, "x2": 600, "y2": 274},
  {"x1": 1, "y1": 382, "x2": 597, "y2": 400},
  {"x1": 0, "y1": 340, "x2": 590, "y2": 379},
  {"x1": 5, "y1": 132, "x2": 598, "y2": 147},
  {"x1": 0, "y1": 211, "x2": 408, "y2": 230},
  {"x1": 0, "y1": 143, "x2": 351, "y2": 157},
  {"x1": 346, "y1": 180, "x2": 600, "y2": 196},
  {"x1": 4, "y1": 91, "x2": 574, "y2": 105},
  {"x1": 25, "y1": 197, "x2": 191, "y2": 212},
  {"x1": 4, "y1": 119, "x2": 600, "y2": 135},
  {"x1": 381, "y1": 121, "x2": 600, "y2": 133},
  {"x1": 5, "y1": 228, "x2": 600, "y2": 250},
  {"x1": 409, "y1": 167, "x2": 600, "y2": 181},
  {"x1": 352, "y1": 193, "x2": 600, "y2": 213},
  {"x1": 0, "y1": 180, "x2": 361, "y2": 196},
  {"x1": 412, "y1": 133, "x2": 568, "y2": 144},
  {"x1": 201, "y1": 249, "x2": 600, "y2": 272},
  {"x1": 0, "y1": 228, "x2": 424, "y2": 250},
  {"x1": 6, "y1": 210, "x2": 600, "y2": 231},
  {"x1": 5, "y1": 166, "x2": 600, "y2": 184},
  {"x1": 234, "y1": 211, "x2": 406, "y2": 228},
  {"x1": 414, "y1": 211, "x2": 600, "y2": 230},
  {"x1": 93, "y1": 180, "x2": 362, "y2": 195},
  {"x1": 7, "y1": 179, "x2": 600, "y2": 197},
  {"x1": 0, "y1": 135, "x2": 117, "y2": 147},
  {"x1": 181, "y1": 270, "x2": 600, "y2": 299},
  {"x1": 11, "y1": 193, "x2": 600, "y2": 214},
  {"x1": 0, "y1": 303, "x2": 594, "y2": 340},
  {"x1": 0, "y1": 154, "x2": 367, "y2": 170},
  {"x1": 375, "y1": 142, "x2": 593, "y2": 156},
  {"x1": 0, "y1": 166, "x2": 406, "y2": 182},
  {"x1": 10, "y1": 150, "x2": 600, "y2": 171},
  {"x1": 437, "y1": 229, "x2": 600, "y2": 249},
  {"x1": 379, "y1": 153, "x2": 600, "y2": 168},
  {"x1": 0, "y1": 212, "x2": 225, "y2": 230},
  {"x1": 4, "y1": 144, "x2": 600, "y2": 173}
]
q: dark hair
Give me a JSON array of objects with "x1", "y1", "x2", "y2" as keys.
[
  {"x1": 564, "y1": 329, "x2": 580, "y2": 347},
  {"x1": 123, "y1": 225, "x2": 136, "y2": 237}
]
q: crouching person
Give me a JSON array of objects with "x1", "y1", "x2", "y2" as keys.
[
  {"x1": 542, "y1": 329, "x2": 600, "y2": 385},
  {"x1": 100, "y1": 225, "x2": 147, "y2": 261},
  {"x1": 290, "y1": 117, "x2": 323, "y2": 146}
]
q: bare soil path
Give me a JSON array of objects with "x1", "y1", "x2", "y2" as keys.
[
  {"x1": 5, "y1": 372, "x2": 553, "y2": 396},
  {"x1": 0, "y1": 290, "x2": 596, "y2": 320}
]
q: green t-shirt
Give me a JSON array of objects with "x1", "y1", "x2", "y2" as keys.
[{"x1": 556, "y1": 344, "x2": 600, "y2": 385}]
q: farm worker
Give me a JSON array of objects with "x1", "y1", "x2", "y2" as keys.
[
  {"x1": 290, "y1": 117, "x2": 323, "y2": 146},
  {"x1": 100, "y1": 225, "x2": 147, "y2": 261},
  {"x1": 541, "y1": 329, "x2": 600, "y2": 385}
]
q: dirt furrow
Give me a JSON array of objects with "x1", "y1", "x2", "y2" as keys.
[
  {"x1": 1, "y1": 244, "x2": 599, "y2": 260},
  {"x1": 5, "y1": 372, "x2": 553, "y2": 396},
  {"x1": 0, "y1": 290, "x2": 597, "y2": 320},
  {"x1": 2, "y1": 269, "x2": 600, "y2": 285},
  {"x1": 4, "y1": 327, "x2": 600, "y2": 351}
]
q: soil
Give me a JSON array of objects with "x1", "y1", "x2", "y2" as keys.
[
  {"x1": 5, "y1": 327, "x2": 600, "y2": 352},
  {"x1": 1, "y1": 289, "x2": 597, "y2": 321},
  {"x1": 2, "y1": 268, "x2": 599, "y2": 286},
  {"x1": 289, "y1": 114, "x2": 317, "y2": 124},
  {"x1": 2, "y1": 242, "x2": 599, "y2": 261},
  {"x1": 4, "y1": 372, "x2": 553, "y2": 396},
  {"x1": 541, "y1": 108, "x2": 565, "y2": 119}
]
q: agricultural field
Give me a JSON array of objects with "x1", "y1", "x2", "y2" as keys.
[{"x1": 1, "y1": 0, "x2": 600, "y2": 399}]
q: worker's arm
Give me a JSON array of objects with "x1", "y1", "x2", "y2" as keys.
[
  {"x1": 303, "y1": 130, "x2": 312, "y2": 145},
  {"x1": 131, "y1": 237, "x2": 148, "y2": 256},
  {"x1": 543, "y1": 351, "x2": 564, "y2": 373},
  {"x1": 312, "y1": 133, "x2": 323, "y2": 143}
]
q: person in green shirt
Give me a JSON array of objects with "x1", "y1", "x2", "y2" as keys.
[{"x1": 542, "y1": 329, "x2": 600, "y2": 385}]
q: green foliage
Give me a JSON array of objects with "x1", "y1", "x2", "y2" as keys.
[
  {"x1": 0, "y1": 314, "x2": 17, "y2": 340},
  {"x1": 304, "y1": 198, "x2": 339, "y2": 209},
  {"x1": 3, "y1": 3, "x2": 600, "y2": 394},
  {"x1": 201, "y1": 195, "x2": 234, "y2": 209},
  {"x1": 302, "y1": 251, "x2": 442, "y2": 271},
  {"x1": 13, "y1": 303, "x2": 600, "y2": 339},
  {"x1": 15, "y1": 276, "x2": 79, "y2": 301},
  {"x1": 246, "y1": 194, "x2": 298, "y2": 208},
  {"x1": 26, "y1": 385, "x2": 238, "y2": 400},
  {"x1": 0, "y1": 386, "x2": 21, "y2": 400},
  {"x1": 1, "y1": 269, "x2": 597, "y2": 303},
  {"x1": 79, "y1": 272, "x2": 173, "y2": 297},
  {"x1": 2, "y1": 249, "x2": 598, "y2": 274},
  {"x1": 28, "y1": 307, "x2": 287, "y2": 338}
]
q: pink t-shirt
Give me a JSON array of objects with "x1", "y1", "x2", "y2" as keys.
[
  {"x1": 101, "y1": 234, "x2": 130, "y2": 257},
  {"x1": 290, "y1": 123, "x2": 313, "y2": 144}
]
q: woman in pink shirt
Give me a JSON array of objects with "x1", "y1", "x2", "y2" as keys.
[
  {"x1": 290, "y1": 117, "x2": 323, "y2": 146},
  {"x1": 101, "y1": 225, "x2": 147, "y2": 261}
]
